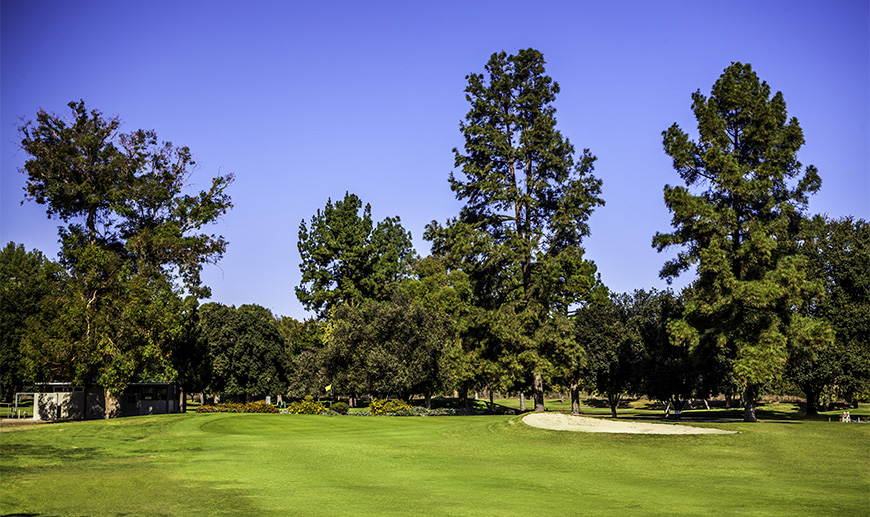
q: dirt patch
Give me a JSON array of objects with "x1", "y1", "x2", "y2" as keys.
[{"x1": 522, "y1": 412, "x2": 737, "y2": 435}]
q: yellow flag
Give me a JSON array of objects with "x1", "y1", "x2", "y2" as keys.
[{"x1": 325, "y1": 385, "x2": 332, "y2": 392}]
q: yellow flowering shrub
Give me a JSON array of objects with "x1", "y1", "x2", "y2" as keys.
[{"x1": 369, "y1": 398, "x2": 412, "y2": 415}]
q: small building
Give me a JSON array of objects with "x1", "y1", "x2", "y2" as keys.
[{"x1": 27, "y1": 383, "x2": 178, "y2": 421}]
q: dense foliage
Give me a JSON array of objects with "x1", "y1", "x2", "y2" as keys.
[
  {"x1": 296, "y1": 192, "x2": 415, "y2": 318},
  {"x1": 321, "y1": 292, "x2": 451, "y2": 403},
  {"x1": 787, "y1": 216, "x2": 870, "y2": 412},
  {"x1": 14, "y1": 101, "x2": 233, "y2": 415},
  {"x1": 196, "y1": 401, "x2": 279, "y2": 413},
  {"x1": 653, "y1": 63, "x2": 826, "y2": 421},
  {"x1": 4, "y1": 55, "x2": 863, "y2": 418},
  {"x1": 197, "y1": 303, "x2": 288, "y2": 399},
  {"x1": 428, "y1": 48, "x2": 605, "y2": 411},
  {"x1": 0, "y1": 244, "x2": 64, "y2": 400}
]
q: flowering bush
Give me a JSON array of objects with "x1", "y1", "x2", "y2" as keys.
[
  {"x1": 286, "y1": 396, "x2": 328, "y2": 415},
  {"x1": 196, "y1": 401, "x2": 278, "y2": 413},
  {"x1": 368, "y1": 398, "x2": 413, "y2": 415},
  {"x1": 244, "y1": 401, "x2": 279, "y2": 413}
]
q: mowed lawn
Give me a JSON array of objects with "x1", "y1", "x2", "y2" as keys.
[{"x1": 2, "y1": 412, "x2": 868, "y2": 516}]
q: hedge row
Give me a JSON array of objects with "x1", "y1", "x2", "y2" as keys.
[{"x1": 196, "y1": 401, "x2": 279, "y2": 413}]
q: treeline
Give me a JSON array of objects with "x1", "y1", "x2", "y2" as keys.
[{"x1": 1, "y1": 50, "x2": 867, "y2": 421}]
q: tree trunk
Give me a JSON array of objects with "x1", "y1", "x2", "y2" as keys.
[
  {"x1": 570, "y1": 381, "x2": 580, "y2": 415},
  {"x1": 425, "y1": 391, "x2": 431, "y2": 410},
  {"x1": 104, "y1": 389, "x2": 121, "y2": 419},
  {"x1": 533, "y1": 374, "x2": 545, "y2": 412},
  {"x1": 803, "y1": 386, "x2": 820, "y2": 417},
  {"x1": 744, "y1": 402, "x2": 757, "y2": 422},
  {"x1": 178, "y1": 386, "x2": 186, "y2": 414},
  {"x1": 672, "y1": 399, "x2": 683, "y2": 419},
  {"x1": 519, "y1": 392, "x2": 526, "y2": 412},
  {"x1": 607, "y1": 393, "x2": 620, "y2": 418},
  {"x1": 199, "y1": 392, "x2": 205, "y2": 405},
  {"x1": 743, "y1": 384, "x2": 759, "y2": 422},
  {"x1": 703, "y1": 399, "x2": 710, "y2": 410},
  {"x1": 458, "y1": 386, "x2": 468, "y2": 409},
  {"x1": 488, "y1": 390, "x2": 495, "y2": 412}
]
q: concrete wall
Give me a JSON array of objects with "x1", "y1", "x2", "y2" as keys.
[
  {"x1": 138, "y1": 400, "x2": 167, "y2": 415},
  {"x1": 86, "y1": 387, "x2": 105, "y2": 419},
  {"x1": 35, "y1": 392, "x2": 85, "y2": 421},
  {"x1": 33, "y1": 384, "x2": 176, "y2": 420}
]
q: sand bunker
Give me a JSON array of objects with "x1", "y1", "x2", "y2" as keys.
[{"x1": 522, "y1": 412, "x2": 737, "y2": 435}]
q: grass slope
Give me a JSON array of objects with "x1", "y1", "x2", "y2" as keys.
[{"x1": 2, "y1": 412, "x2": 868, "y2": 516}]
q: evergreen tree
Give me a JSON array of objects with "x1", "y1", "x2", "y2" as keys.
[
  {"x1": 296, "y1": 192, "x2": 414, "y2": 318},
  {"x1": 653, "y1": 63, "x2": 824, "y2": 421},
  {"x1": 430, "y1": 49, "x2": 604, "y2": 411}
]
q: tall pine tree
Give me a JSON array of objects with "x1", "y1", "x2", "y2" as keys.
[
  {"x1": 654, "y1": 63, "x2": 824, "y2": 421},
  {"x1": 430, "y1": 49, "x2": 604, "y2": 411}
]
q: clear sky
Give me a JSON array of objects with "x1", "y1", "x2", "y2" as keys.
[{"x1": 2, "y1": 1, "x2": 868, "y2": 320}]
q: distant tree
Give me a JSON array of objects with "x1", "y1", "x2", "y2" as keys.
[
  {"x1": 198, "y1": 303, "x2": 288, "y2": 401},
  {"x1": 575, "y1": 293, "x2": 645, "y2": 418},
  {"x1": 635, "y1": 289, "x2": 698, "y2": 417},
  {"x1": 322, "y1": 292, "x2": 450, "y2": 404},
  {"x1": 169, "y1": 307, "x2": 210, "y2": 411},
  {"x1": 278, "y1": 317, "x2": 327, "y2": 398},
  {"x1": 653, "y1": 63, "x2": 824, "y2": 422},
  {"x1": 296, "y1": 192, "x2": 415, "y2": 318},
  {"x1": 16, "y1": 101, "x2": 233, "y2": 416},
  {"x1": 788, "y1": 216, "x2": 869, "y2": 413},
  {"x1": 431, "y1": 48, "x2": 604, "y2": 411},
  {"x1": 0, "y1": 243, "x2": 64, "y2": 401}
]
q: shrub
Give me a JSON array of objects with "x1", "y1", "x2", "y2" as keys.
[
  {"x1": 196, "y1": 401, "x2": 279, "y2": 414},
  {"x1": 331, "y1": 402, "x2": 349, "y2": 415},
  {"x1": 369, "y1": 398, "x2": 413, "y2": 415},
  {"x1": 428, "y1": 408, "x2": 457, "y2": 416},
  {"x1": 286, "y1": 398, "x2": 328, "y2": 415},
  {"x1": 244, "y1": 401, "x2": 279, "y2": 413}
]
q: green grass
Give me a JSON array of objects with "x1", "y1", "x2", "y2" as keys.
[{"x1": 2, "y1": 411, "x2": 868, "y2": 516}]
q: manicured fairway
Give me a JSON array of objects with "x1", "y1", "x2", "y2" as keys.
[{"x1": 2, "y1": 413, "x2": 868, "y2": 516}]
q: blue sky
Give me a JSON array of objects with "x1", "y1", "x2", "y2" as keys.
[{"x1": 2, "y1": 1, "x2": 868, "y2": 320}]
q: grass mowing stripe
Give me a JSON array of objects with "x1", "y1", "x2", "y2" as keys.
[{"x1": 2, "y1": 413, "x2": 868, "y2": 516}]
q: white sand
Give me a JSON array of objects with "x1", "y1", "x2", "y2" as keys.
[{"x1": 522, "y1": 412, "x2": 737, "y2": 435}]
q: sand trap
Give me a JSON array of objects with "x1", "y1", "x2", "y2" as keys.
[{"x1": 522, "y1": 412, "x2": 737, "y2": 435}]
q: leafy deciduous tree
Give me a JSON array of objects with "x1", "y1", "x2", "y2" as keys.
[
  {"x1": 17, "y1": 101, "x2": 232, "y2": 416},
  {"x1": 322, "y1": 292, "x2": 450, "y2": 404},
  {"x1": 575, "y1": 293, "x2": 646, "y2": 418},
  {"x1": 788, "y1": 216, "x2": 870, "y2": 413},
  {"x1": 198, "y1": 303, "x2": 288, "y2": 400},
  {"x1": 0, "y1": 243, "x2": 64, "y2": 401}
]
